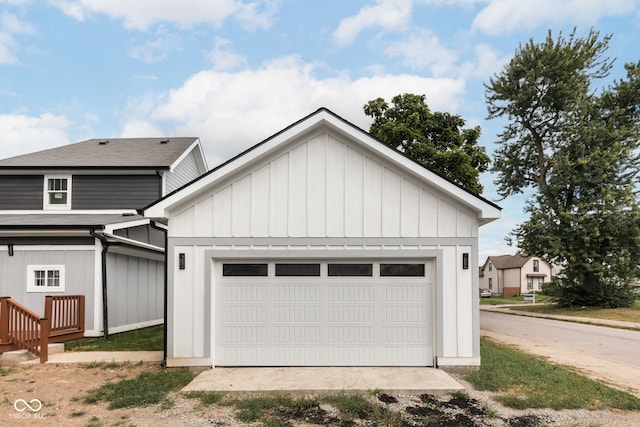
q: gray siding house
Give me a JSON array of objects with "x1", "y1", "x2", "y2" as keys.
[
  {"x1": 0, "y1": 138, "x2": 207, "y2": 336},
  {"x1": 144, "y1": 108, "x2": 501, "y2": 368}
]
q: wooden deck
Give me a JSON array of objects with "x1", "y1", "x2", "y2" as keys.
[{"x1": 0, "y1": 295, "x2": 85, "y2": 362}]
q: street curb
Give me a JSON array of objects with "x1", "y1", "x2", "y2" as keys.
[{"x1": 480, "y1": 305, "x2": 640, "y2": 330}]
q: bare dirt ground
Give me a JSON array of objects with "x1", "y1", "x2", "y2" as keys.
[{"x1": 1, "y1": 362, "x2": 639, "y2": 426}]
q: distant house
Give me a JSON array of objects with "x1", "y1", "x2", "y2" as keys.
[
  {"x1": 479, "y1": 254, "x2": 553, "y2": 297},
  {"x1": 0, "y1": 138, "x2": 207, "y2": 336}
]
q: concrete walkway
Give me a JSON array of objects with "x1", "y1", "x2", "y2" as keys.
[
  {"x1": 182, "y1": 367, "x2": 464, "y2": 394},
  {"x1": 480, "y1": 304, "x2": 640, "y2": 330},
  {"x1": 21, "y1": 350, "x2": 164, "y2": 364},
  {"x1": 15, "y1": 349, "x2": 463, "y2": 394}
]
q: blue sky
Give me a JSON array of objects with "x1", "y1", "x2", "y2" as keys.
[{"x1": 1, "y1": 0, "x2": 639, "y2": 261}]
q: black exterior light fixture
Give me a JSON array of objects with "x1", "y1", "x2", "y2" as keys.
[
  {"x1": 462, "y1": 252, "x2": 469, "y2": 270},
  {"x1": 179, "y1": 253, "x2": 186, "y2": 270},
  {"x1": 8, "y1": 244, "x2": 14, "y2": 256}
]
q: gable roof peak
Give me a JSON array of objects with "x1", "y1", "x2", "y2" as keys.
[{"x1": 144, "y1": 107, "x2": 501, "y2": 225}]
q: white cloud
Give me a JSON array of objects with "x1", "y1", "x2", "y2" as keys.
[
  {"x1": 208, "y1": 37, "x2": 247, "y2": 71},
  {"x1": 119, "y1": 119, "x2": 164, "y2": 138},
  {"x1": 0, "y1": 12, "x2": 35, "y2": 64},
  {"x1": 383, "y1": 29, "x2": 457, "y2": 76},
  {"x1": 52, "y1": 0, "x2": 278, "y2": 31},
  {"x1": 49, "y1": 0, "x2": 86, "y2": 21},
  {"x1": 332, "y1": 0, "x2": 413, "y2": 46},
  {"x1": 0, "y1": 113, "x2": 72, "y2": 159},
  {"x1": 459, "y1": 43, "x2": 510, "y2": 79},
  {"x1": 129, "y1": 26, "x2": 182, "y2": 63},
  {"x1": 126, "y1": 56, "x2": 464, "y2": 167},
  {"x1": 472, "y1": 0, "x2": 639, "y2": 35}
]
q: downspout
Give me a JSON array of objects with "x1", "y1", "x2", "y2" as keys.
[
  {"x1": 90, "y1": 229, "x2": 110, "y2": 340},
  {"x1": 150, "y1": 220, "x2": 168, "y2": 367}
]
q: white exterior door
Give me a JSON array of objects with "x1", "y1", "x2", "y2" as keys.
[{"x1": 215, "y1": 260, "x2": 434, "y2": 366}]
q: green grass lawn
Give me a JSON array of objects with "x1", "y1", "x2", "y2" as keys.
[
  {"x1": 64, "y1": 325, "x2": 163, "y2": 352},
  {"x1": 509, "y1": 300, "x2": 640, "y2": 323},
  {"x1": 465, "y1": 337, "x2": 640, "y2": 410},
  {"x1": 84, "y1": 367, "x2": 194, "y2": 409},
  {"x1": 480, "y1": 294, "x2": 553, "y2": 305}
]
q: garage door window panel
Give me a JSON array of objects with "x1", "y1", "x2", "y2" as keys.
[
  {"x1": 275, "y1": 263, "x2": 320, "y2": 276},
  {"x1": 380, "y1": 263, "x2": 425, "y2": 277},
  {"x1": 222, "y1": 263, "x2": 268, "y2": 276},
  {"x1": 327, "y1": 263, "x2": 372, "y2": 277}
]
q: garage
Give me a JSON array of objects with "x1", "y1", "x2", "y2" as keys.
[
  {"x1": 215, "y1": 260, "x2": 434, "y2": 366},
  {"x1": 144, "y1": 108, "x2": 501, "y2": 368}
]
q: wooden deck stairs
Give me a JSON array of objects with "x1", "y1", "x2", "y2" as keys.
[{"x1": 0, "y1": 295, "x2": 85, "y2": 363}]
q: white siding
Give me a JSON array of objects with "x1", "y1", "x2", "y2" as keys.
[
  {"x1": 169, "y1": 131, "x2": 479, "y2": 239},
  {"x1": 0, "y1": 247, "x2": 96, "y2": 330},
  {"x1": 106, "y1": 253, "x2": 164, "y2": 331},
  {"x1": 166, "y1": 150, "x2": 202, "y2": 194}
]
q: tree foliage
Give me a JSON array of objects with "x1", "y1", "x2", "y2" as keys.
[
  {"x1": 486, "y1": 29, "x2": 640, "y2": 307},
  {"x1": 364, "y1": 93, "x2": 490, "y2": 194}
]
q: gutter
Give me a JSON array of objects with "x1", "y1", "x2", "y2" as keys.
[
  {"x1": 150, "y1": 221, "x2": 168, "y2": 367},
  {"x1": 90, "y1": 229, "x2": 110, "y2": 340}
]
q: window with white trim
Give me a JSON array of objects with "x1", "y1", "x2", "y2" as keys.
[
  {"x1": 27, "y1": 265, "x2": 65, "y2": 292},
  {"x1": 44, "y1": 175, "x2": 71, "y2": 210}
]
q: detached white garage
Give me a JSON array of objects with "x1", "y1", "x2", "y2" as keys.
[{"x1": 144, "y1": 108, "x2": 500, "y2": 369}]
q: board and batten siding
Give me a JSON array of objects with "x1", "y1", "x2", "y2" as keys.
[
  {"x1": 169, "y1": 132, "x2": 477, "y2": 239},
  {"x1": 0, "y1": 175, "x2": 44, "y2": 210},
  {"x1": 165, "y1": 149, "x2": 203, "y2": 194},
  {"x1": 73, "y1": 175, "x2": 161, "y2": 210},
  {"x1": 106, "y1": 253, "x2": 163, "y2": 332},
  {"x1": 0, "y1": 246, "x2": 97, "y2": 331}
]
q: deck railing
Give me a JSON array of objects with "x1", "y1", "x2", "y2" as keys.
[
  {"x1": 44, "y1": 295, "x2": 85, "y2": 342},
  {"x1": 0, "y1": 297, "x2": 50, "y2": 363},
  {"x1": 0, "y1": 295, "x2": 85, "y2": 362}
]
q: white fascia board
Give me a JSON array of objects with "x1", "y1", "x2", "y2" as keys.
[
  {"x1": 321, "y1": 112, "x2": 502, "y2": 224},
  {"x1": 144, "y1": 110, "x2": 501, "y2": 223},
  {"x1": 101, "y1": 232, "x2": 164, "y2": 252},
  {"x1": 102, "y1": 218, "x2": 152, "y2": 233},
  {"x1": 167, "y1": 138, "x2": 209, "y2": 172},
  {"x1": 144, "y1": 113, "x2": 327, "y2": 219}
]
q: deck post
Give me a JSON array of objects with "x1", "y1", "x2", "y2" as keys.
[
  {"x1": 0, "y1": 297, "x2": 9, "y2": 343},
  {"x1": 78, "y1": 295, "x2": 85, "y2": 332},
  {"x1": 39, "y1": 317, "x2": 50, "y2": 363},
  {"x1": 44, "y1": 296, "x2": 53, "y2": 324}
]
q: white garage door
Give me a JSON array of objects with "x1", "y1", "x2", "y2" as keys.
[{"x1": 215, "y1": 260, "x2": 434, "y2": 366}]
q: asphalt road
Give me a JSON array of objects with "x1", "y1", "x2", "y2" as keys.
[{"x1": 480, "y1": 310, "x2": 640, "y2": 396}]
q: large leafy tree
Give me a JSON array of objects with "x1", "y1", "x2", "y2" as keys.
[
  {"x1": 364, "y1": 93, "x2": 490, "y2": 194},
  {"x1": 486, "y1": 29, "x2": 640, "y2": 307}
]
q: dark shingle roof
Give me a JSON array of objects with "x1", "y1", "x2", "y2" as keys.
[{"x1": 0, "y1": 137, "x2": 198, "y2": 169}]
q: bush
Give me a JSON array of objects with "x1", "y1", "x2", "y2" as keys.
[{"x1": 548, "y1": 277, "x2": 636, "y2": 308}]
